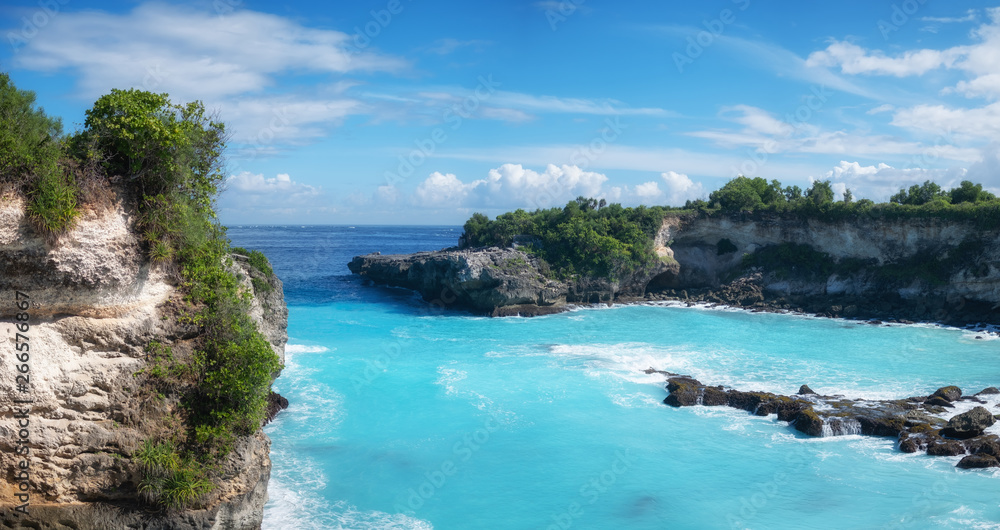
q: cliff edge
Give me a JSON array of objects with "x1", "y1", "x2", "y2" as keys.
[{"x1": 0, "y1": 194, "x2": 287, "y2": 529}]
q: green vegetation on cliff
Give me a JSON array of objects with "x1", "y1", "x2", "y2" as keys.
[
  {"x1": 463, "y1": 197, "x2": 675, "y2": 278},
  {"x1": 692, "y1": 176, "x2": 1000, "y2": 227},
  {"x1": 1, "y1": 73, "x2": 281, "y2": 509},
  {"x1": 462, "y1": 175, "x2": 1000, "y2": 283}
]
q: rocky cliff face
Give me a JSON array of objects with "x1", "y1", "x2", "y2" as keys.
[
  {"x1": 348, "y1": 247, "x2": 676, "y2": 316},
  {"x1": 350, "y1": 213, "x2": 1000, "y2": 324},
  {"x1": 652, "y1": 214, "x2": 1000, "y2": 324},
  {"x1": 0, "y1": 194, "x2": 287, "y2": 529}
]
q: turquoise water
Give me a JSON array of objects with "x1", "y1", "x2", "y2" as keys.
[{"x1": 229, "y1": 226, "x2": 1000, "y2": 530}]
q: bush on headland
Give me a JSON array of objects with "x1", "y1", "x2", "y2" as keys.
[
  {"x1": 463, "y1": 197, "x2": 679, "y2": 279},
  {"x1": 0, "y1": 73, "x2": 280, "y2": 509}
]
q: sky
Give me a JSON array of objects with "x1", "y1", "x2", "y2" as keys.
[{"x1": 3, "y1": 0, "x2": 1000, "y2": 225}]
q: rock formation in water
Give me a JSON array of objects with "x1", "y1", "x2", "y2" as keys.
[
  {"x1": 654, "y1": 370, "x2": 1000, "y2": 469},
  {"x1": 0, "y1": 195, "x2": 287, "y2": 529}
]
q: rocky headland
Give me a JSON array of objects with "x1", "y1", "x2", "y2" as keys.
[
  {"x1": 348, "y1": 246, "x2": 677, "y2": 316},
  {"x1": 0, "y1": 195, "x2": 287, "y2": 529},
  {"x1": 350, "y1": 213, "x2": 1000, "y2": 326},
  {"x1": 652, "y1": 369, "x2": 1000, "y2": 469}
]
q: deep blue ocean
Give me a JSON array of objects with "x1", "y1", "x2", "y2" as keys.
[{"x1": 227, "y1": 225, "x2": 1000, "y2": 530}]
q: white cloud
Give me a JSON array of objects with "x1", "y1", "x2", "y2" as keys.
[
  {"x1": 689, "y1": 106, "x2": 979, "y2": 163},
  {"x1": 806, "y1": 8, "x2": 1000, "y2": 101},
  {"x1": 414, "y1": 172, "x2": 481, "y2": 206},
  {"x1": 401, "y1": 164, "x2": 708, "y2": 211},
  {"x1": 806, "y1": 41, "x2": 962, "y2": 77},
  {"x1": 219, "y1": 172, "x2": 330, "y2": 220},
  {"x1": 13, "y1": 2, "x2": 407, "y2": 101},
  {"x1": 891, "y1": 101, "x2": 1000, "y2": 139},
  {"x1": 921, "y1": 10, "x2": 978, "y2": 23},
  {"x1": 821, "y1": 161, "x2": 968, "y2": 201},
  {"x1": 867, "y1": 104, "x2": 895, "y2": 115},
  {"x1": 225, "y1": 172, "x2": 320, "y2": 195},
  {"x1": 660, "y1": 171, "x2": 705, "y2": 205}
]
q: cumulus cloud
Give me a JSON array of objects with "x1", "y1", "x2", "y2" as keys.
[
  {"x1": 821, "y1": 161, "x2": 968, "y2": 201},
  {"x1": 220, "y1": 172, "x2": 329, "y2": 220},
  {"x1": 395, "y1": 164, "x2": 707, "y2": 211},
  {"x1": 660, "y1": 171, "x2": 706, "y2": 205}
]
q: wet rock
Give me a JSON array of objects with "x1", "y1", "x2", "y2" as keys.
[
  {"x1": 663, "y1": 377, "x2": 702, "y2": 407},
  {"x1": 702, "y1": 386, "x2": 729, "y2": 406},
  {"x1": 941, "y1": 406, "x2": 996, "y2": 439},
  {"x1": 794, "y1": 408, "x2": 825, "y2": 437},
  {"x1": 927, "y1": 438, "x2": 966, "y2": 456},
  {"x1": 798, "y1": 385, "x2": 816, "y2": 395},
  {"x1": 931, "y1": 386, "x2": 962, "y2": 402},
  {"x1": 975, "y1": 387, "x2": 1000, "y2": 396},
  {"x1": 965, "y1": 434, "x2": 1000, "y2": 457},
  {"x1": 956, "y1": 454, "x2": 1000, "y2": 469},
  {"x1": 923, "y1": 396, "x2": 955, "y2": 408}
]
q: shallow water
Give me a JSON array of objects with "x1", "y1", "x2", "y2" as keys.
[{"x1": 228, "y1": 225, "x2": 1000, "y2": 530}]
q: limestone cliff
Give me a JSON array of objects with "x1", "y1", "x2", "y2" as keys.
[
  {"x1": 653, "y1": 213, "x2": 1000, "y2": 324},
  {"x1": 0, "y1": 194, "x2": 287, "y2": 529},
  {"x1": 351, "y1": 212, "x2": 1000, "y2": 324}
]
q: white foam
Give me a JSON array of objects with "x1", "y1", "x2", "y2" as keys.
[{"x1": 285, "y1": 344, "x2": 332, "y2": 354}]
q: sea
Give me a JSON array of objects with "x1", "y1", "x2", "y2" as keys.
[{"x1": 226, "y1": 225, "x2": 1000, "y2": 530}]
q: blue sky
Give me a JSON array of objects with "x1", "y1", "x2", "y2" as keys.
[{"x1": 3, "y1": 0, "x2": 1000, "y2": 225}]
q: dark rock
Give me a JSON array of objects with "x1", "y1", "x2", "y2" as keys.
[
  {"x1": 941, "y1": 406, "x2": 996, "y2": 439},
  {"x1": 924, "y1": 396, "x2": 955, "y2": 408},
  {"x1": 975, "y1": 387, "x2": 1000, "y2": 396},
  {"x1": 643, "y1": 367, "x2": 678, "y2": 376},
  {"x1": 965, "y1": 434, "x2": 1000, "y2": 457},
  {"x1": 794, "y1": 408, "x2": 825, "y2": 437},
  {"x1": 898, "y1": 432, "x2": 926, "y2": 453},
  {"x1": 798, "y1": 385, "x2": 816, "y2": 395},
  {"x1": 702, "y1": 386, "x2": 729, "y2": 406},
  {"x1": 932, "y1": 386, "x2": 962, "y2": 402},
  {"x1": 956, "y1": 454, "x2": 1000, "y2": 469},
  {"x1": 664, "y1": 377, "x2": 702, "y2": 407},
  {"x1": 264, "y1": 391, "x2": 289, "y2": 424},
  {"x1": 927, "y1": 438, "x2": 966, "y2": 456}
]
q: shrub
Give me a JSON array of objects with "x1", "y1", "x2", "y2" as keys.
[
  {"x1": 26, "y1": 163, "x2": 78, "y2": 234},
  {"x1": 136, "y1": 439, "x2": 213, "y2": 510}
]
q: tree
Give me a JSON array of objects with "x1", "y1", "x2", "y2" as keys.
[
  {"x1": 0, "y1": 72, "x2": 63, "y2": 184},
  {"x1": 890, "y1": 180, "x2": 950, "y2": 206},
  {"x1": 950, "y1": 180, "x2": 996, "y2": 204},
  {"x1": 709, "y1": 176, "x2": 784, "y2": 212},
  {"x1": 82, "y1": 89, "x2": 227, "y2": 207},
  {"x1": 842, "y1": 188, "x2": 853, "y2": 204},
  {"x1": 806, "y1": 180, "x2": 834, "y2": 206}
]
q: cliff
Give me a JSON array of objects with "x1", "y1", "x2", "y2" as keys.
[
  {"x1": 653, "y1": 213, "x2": 1000, "y2": 324},
  {"x1": 350, "y1": 213, "x2": 1000, "y2": 324},
  {"x1": 348, "y1": 246, "x2": 676, "y2": 316},
  {"x1": 0, "y1": 194, "x2": 287, "y2": 529}
]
